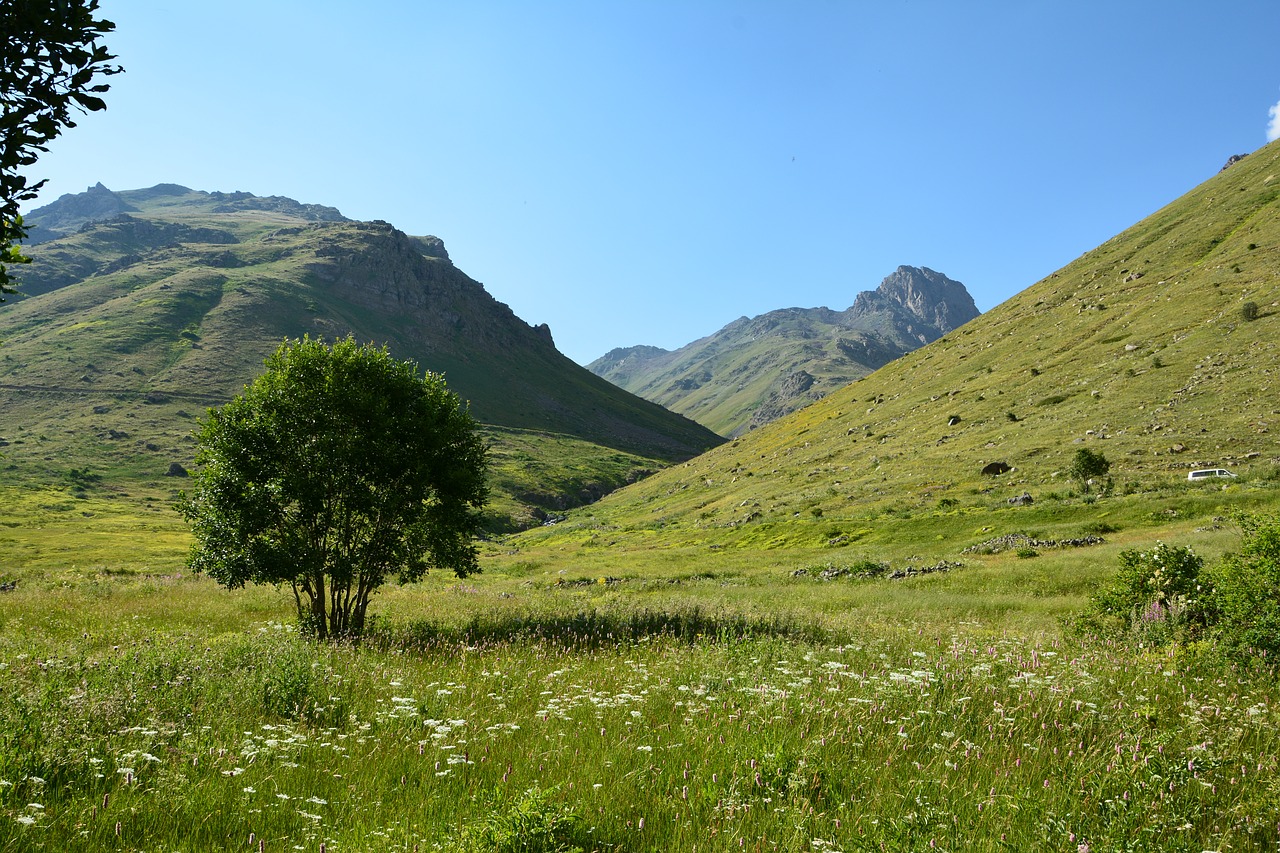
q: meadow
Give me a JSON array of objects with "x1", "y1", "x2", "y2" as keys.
[{"x1": 3, "y1": 481, "x2": 1280, "y2": 852}]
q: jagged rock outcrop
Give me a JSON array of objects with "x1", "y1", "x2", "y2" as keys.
[
  {"x1": 23, "y1": 182, "x2": 136, "y2": 241},
  {"x1": 846, "y1": 266, "x2": 980, "y2": 338},
  {"x1": 748, "y1": 370, "x2": 819, "y2": 430}
]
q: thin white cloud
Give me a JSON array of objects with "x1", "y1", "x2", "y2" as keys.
[{"x1": 1269, "y1": 94, "x2": 1280, "y2": 143}]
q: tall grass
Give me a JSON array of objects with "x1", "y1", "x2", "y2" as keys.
[{"x1": 3, "y1": 607, "x2": 1278, "y2": 851}]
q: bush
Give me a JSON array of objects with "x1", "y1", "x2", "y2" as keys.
[
  {"x1": 1241, "y1": 301, "x2": 1259, "y2": 322},
  {"x1": 457, "y1": 787, "x2": 586, "y2": 853},
  {"x1": 1206, "y1": 513, "x2": 1280, "y2": 662},
  {"x1": 1067, "y1": 448, "x2": 1110, "y2": 494},
  {"x1": 1091, "y1": 542, "x2": 1208, "y2": 640}
]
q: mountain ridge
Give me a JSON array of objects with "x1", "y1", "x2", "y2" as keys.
[
  {"x1": 588, "y1": 265, "x2": 979, "y2": 436},
  {"x1": 2, "y1": 183, "x2": 723, "y2": 529}
]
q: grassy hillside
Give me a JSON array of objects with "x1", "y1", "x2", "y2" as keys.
[
  {"x1": 0, "y1": 186, "x2": 720, "y2": 529},
  {"x1": 515, "y1": 140, "x2": 1280, "y2": 559}
]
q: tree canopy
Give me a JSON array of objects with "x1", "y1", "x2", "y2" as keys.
[
  {"x1": 1, "y1": 0, "x2": 122, "y2": 295},
  {"x1": 179, "y1": 337, "x2": 489, "y2": 640},
  {"x1": 1067, "y1": 447, "x2": 1110, "y2": 494}
]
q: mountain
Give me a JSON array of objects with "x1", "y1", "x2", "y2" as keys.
[
  {"x1": 1, "y1": 184, "x2": 723, "y2": 529},
  {"x1": 588, "y1": 266, "x2": 979, "y2": 436},
  {"x1": 524, "y1": 139, "x2": 1280, "y2": 548}
]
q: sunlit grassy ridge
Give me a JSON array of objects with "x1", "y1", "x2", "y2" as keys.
[{"x1": 517, "y1": 140, "x2": 1280, "y2": 558}]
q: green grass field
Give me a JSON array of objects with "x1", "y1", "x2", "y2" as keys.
[{"x1": 3, "y1": 484, "x2": 1280, "y2": 852}]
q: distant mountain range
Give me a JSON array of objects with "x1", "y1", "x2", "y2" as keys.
[
  {"x1": 589, "y1": 266, "x2": 980, "y2": 436},
  {"x1": 2, "y1": 183, "x2": 722, "y2": 529}
]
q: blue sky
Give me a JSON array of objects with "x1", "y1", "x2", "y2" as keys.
[{"x1": 24, "y1": 1, "x2": 1280, "y2": 365}]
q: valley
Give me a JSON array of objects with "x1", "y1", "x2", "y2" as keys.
[{"x1": 3, "y1": 139, "x2": 1280, "y2": 851}]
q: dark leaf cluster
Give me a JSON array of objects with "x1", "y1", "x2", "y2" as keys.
[{"x1": 2, "y1": 0, "x2": 122, "y2": 293}]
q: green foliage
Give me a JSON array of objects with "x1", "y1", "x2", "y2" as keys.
[
  {"x1": 1205, "y1": 513, "x2": 1280, "y2": 662},
  {"x1": 1066, "y1": 448, "x2": 1110, "y2": 493},
  {"x1": 178, "y1": 336, "x2": 488, "y2": 639},
  {"x1": 1091, "y1": 542, "x2": 1208, "y2": 642},
  {"x1": 1241, "y1": 301, "x2": 1260, "y2": 321},
  {"x1": 1, "y1": 0, "x2": 122, "y2": 293},
  {"x1": 457, "y1": 787, "x2": 586, "y2": 853}
]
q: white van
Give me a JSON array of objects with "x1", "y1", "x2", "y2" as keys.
[{"x1": 1187, "y1": 468, "x2": 1236, "y2": 481}]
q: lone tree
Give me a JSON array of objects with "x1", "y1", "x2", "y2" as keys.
[
  {"x1": 1067, "y1": 447, "x2": 1111, "y2": 494},
  {"x1": 2, "y1": 0, "x2": 123, "y2": 296},
  {"x1": 179, "y1": 337, "x2": 489, "y2": 640}
]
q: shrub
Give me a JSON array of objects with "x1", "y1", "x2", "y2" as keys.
[
  {"x1": 1241, "y1": 301, "x2": 1259, "y2": 322},
  {"x1": 1206, "y1": 513, "x2": 1280, "y2": 662},
  {"x1": 457, "y1": 786, "x2": 586, "y2": 853},
  {"x1": 1080, "y1": 521, "x2": 1119, "y2": 536},
  {"x1": 1067, "y1": 448, "x2": 1110, "y2": 493},
  {"x1": 1091, "y1": 542, "x2": 1208, "y2": 639}
]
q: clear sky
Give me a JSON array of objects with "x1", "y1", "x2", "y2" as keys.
[{"x1": 22, "y1": 1, "x2": 1280, "y2": 365}]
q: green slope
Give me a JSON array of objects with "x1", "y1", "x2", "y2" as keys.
[
  {"x1": 0, "y1": 185, "x2": 722, "y2": 529},
  {"x1": 589, "y1": 266, "x2": 979, "y2": 436},
  {"x1": 519, "y1": 140, "x2": 1280, "y2": 551}
]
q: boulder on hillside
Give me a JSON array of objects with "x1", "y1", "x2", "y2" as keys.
[{"x1": 982, "y1": 461, "x2": 1012, "y2": 476}]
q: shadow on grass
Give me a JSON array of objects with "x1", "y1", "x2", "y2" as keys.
[{"x1": 367, "y1": 606, "x2": 828, "y2": 651}]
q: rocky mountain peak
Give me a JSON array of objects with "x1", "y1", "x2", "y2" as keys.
[
  {"x1": 24, "y1": 182, "x2": 137, "y2": 241},
  {"x1": 856, "y1": 265, "x2": 979, "y2": 334}
]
